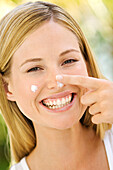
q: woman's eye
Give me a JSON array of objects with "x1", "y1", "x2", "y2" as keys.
[
  {"x1": 62, "y1": 59, "x2": 78, "y2": 66},
  {"x1": 27, "y1": 67, "x2": 42, "y2": 73}
]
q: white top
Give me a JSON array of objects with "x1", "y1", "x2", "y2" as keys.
[
  {"x1": 103, "y1": 125, "x2": 113, "y2": 170},
  {"x1": 10, "y1": 157, "x2": 29, "y2": 170},
  {"x1": 10, "y1": 126, "x2": 113, "y2": 170}
]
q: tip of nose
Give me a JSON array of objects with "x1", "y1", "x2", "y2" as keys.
[
  {"x1": 57, "y1": 81, "x2": 64, "y2": 88},
  {"x1": 47, "y1": 80, "x2": 64, "y2": 89}
]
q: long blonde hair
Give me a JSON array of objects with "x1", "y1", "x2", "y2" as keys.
[{"x1": 0, "y1": 1, "x2": 111, "y2": 164}]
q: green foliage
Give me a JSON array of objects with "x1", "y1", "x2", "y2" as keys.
[
  {"x1": 11, "y1": 0, "x2": 22, "y2": 4},
  {"x1": 0, "y1": 115, "x2": 10, "y2": 170},
  {"x1": 103, "y1": 0, "x2": 113, "y2": 17}
]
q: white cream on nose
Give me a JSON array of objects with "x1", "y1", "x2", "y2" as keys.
[
  {"x1": 57, "y1": 81, "x2": 64, "y2": 88},
  {"x1": 31, "y1": 85, "x2": 38, "y2": 92}
]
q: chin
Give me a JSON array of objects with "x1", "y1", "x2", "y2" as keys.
[{"x1": 50, "y1": 119, "x2": 79, "y2": 130}]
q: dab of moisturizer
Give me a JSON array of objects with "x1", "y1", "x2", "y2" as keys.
[
  {"x1": 57, "y1": 81, "x2": 64, "y2": 88},
  {"x1": 31, "y1": 85, "x2": 38, "y2": 92}
]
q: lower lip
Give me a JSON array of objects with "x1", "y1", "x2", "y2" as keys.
[{"x1": 40, "y1": 93, "x2": 77, "y2": 113}]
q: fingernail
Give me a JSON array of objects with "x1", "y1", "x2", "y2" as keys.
[
  {"x1": 57, "y1": 81, "x2": 64, "y2": 88},
  {"x1": 31, "y1": 85, "x2": 38, "y2": 92},
  {"x1": 56, "y1": 75, "x2": 63, "y2": 80}
]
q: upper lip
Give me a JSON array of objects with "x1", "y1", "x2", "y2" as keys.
[{"x1": 40, "y1": 90, "x2": 76, "y2": 102}]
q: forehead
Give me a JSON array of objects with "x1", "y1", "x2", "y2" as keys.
[{"x1": 12, "y1": 21, "x2": 80, "y2": 61}]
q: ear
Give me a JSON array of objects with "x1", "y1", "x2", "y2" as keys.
[{"x1": 2, "y1": 77, "x2": 16, "y2": 101}]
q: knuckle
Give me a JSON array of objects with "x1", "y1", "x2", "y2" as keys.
[
  {"x1": 99, "y1": 101, "x2": 106, "y2": 110},
  {"x1": 99, "y1": 90, "x2": 107, "y2": 100},
  {"x1": 78, "y1": 77, "x2": 84, "y2": 84},
  {"x1": 101, "y1": 80, "x2": 113, "y2": 90}
]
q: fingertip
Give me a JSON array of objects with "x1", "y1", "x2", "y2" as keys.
[
  {"x1": 81, "y1": 95, "x2": 85, "y2": 104},
  {"x1": 91, "y1": 116, "x2": 101, "y2": 124},
  {"x1": 91, "y1": 116, "x2": 97, "y2": 124}
]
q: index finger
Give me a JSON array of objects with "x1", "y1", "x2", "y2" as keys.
[{"x1": 56, "y1": 75, "x2": 106, "y2": 89}]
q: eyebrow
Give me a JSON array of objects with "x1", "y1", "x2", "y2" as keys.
[
  {"x1": 20, "y1": 48, "x2": 80, "y2": 68},
  {"x1": 59, "y1": 48, "x2": 80, "y2": 57},
  {"x1": 20, "y1": 58, "x2": 43, "y2": 68}
]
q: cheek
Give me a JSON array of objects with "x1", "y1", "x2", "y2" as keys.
[
  {"x1": 12, "y1": 77, "x2": 44, "y2": 118},
  {"x1": 75, "y1": 63, "x2": 88, "y2": 76},
  {"x1": 63, "y1": 62, "x2": 88, "y2": 76},
  {"x1": 15, "y1": 76, "x2": 44, "y2": 95},
  {"x1": 31, "y1": 85, "x2": 38, "y2": 93}
]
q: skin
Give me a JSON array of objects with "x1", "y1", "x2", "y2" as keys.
[{"x1": 6, "y1": 21, "x2": 111, "y2": 169}]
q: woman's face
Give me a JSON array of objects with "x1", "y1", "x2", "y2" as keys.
[{"x1": 8, "y1": 21, "x2": 89, "y2": 130}]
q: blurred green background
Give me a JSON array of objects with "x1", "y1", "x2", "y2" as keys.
[{"x1": 0, "y1": 0, "x2": 113, "y2": 169}]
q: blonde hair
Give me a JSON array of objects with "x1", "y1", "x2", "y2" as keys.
[{"x1": 0, "y1": 1, "x2": 111, "y2": 164}]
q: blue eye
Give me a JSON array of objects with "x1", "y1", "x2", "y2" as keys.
[
  {"x1": 62, "y1": 59, "x2": 78, "y2": 66},
  {"x1": 27, "y1": 67, "x2": 42, "y2": 73}
]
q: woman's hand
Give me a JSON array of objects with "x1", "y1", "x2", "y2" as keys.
[{"x1": 56, "y1": 75, "x2": 113, "y2": 124}]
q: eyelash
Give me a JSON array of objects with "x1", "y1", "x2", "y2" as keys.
[
  {"x1": 27, "y1": 67, "x2": 42, "y2": 72},
  {"x1": 61, "y1": 59, "x2": 78, "y2": 66},
  {"x1": 27, "y1": 59, "x2": 78, "y2": 72}
]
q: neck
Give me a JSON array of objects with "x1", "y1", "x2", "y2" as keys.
[
  {"x1": 27, "y1": 122, "x2": 95, "y2": 169},
  {"x1": 36, "y1": 123, "x2": 81, "y2": 153}
]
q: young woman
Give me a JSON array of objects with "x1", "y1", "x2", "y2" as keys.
[{"x1": 0, "y1": 1, "x2": 113, "y2": 170}]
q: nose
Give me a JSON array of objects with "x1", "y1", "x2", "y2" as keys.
[
  {"x1": 46, "y1": 69, "x2": 63, "y2": 90},
  {"x1": 47, "y1": 80, "x2": 57, "y2": 89},
  {"x1": 46, "y1": 74, "x2": 58, "y2": 90}
]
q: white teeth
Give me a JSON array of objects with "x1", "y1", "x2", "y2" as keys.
[
  {"x1": 49, "y1": 101, "x2": 53, "y2": 106},
  {"x1": 49, "y1": 101, "x2": 70, "y2": 109},
  {"x1": 61, "y1": 104, "x2": 64, "y2": 107},
  {"x1": 43, "y1": 93, "x2": 73, "y2": 109},
  {"x1": 53, "y1": 100, "x2": 56, "y2": 105},
  {"x1": 66, "y1": 97, "x2": 69, "y2": 102},
  {"x1": 69, "y1": 95, "x2": 71, "y2": 101},
  {"x1": 53, "y1": 106, "x2": 55, "y2": 109},
  {"x1": 47, "y1": 102, "x2": 49, "y2": 105},
  {"x1": 62, "y1": 98, "x2": 66, "y2": 104},
  {"x1": 57, "y1": 99, "x2": 61, "y2": 105}
]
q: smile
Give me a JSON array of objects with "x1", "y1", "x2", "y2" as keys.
[{"x1": 40, "y1": 93, "x2": 76, "y2": 112}]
